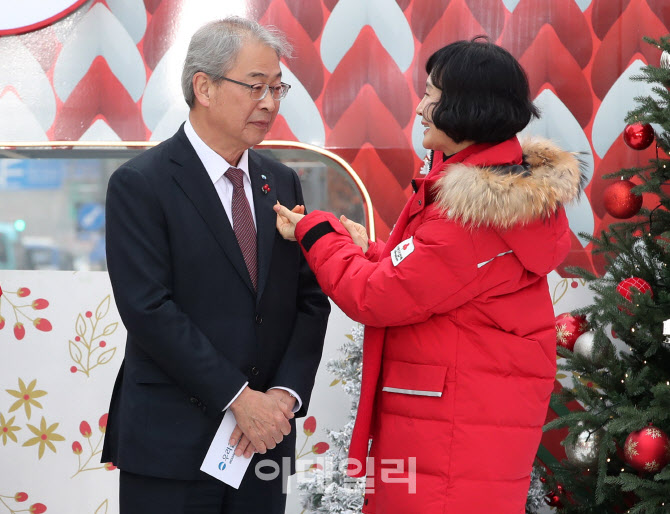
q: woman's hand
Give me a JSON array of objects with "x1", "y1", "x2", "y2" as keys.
[
  {"x1": 274, "y1": 202, "x2": 305, "y2": 241},
  {"x1": 340, "y1": 215, "x2": 369, "y2": 253}
]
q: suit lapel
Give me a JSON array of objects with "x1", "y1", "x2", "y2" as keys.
[
  {"x1": 249, "y1": 150, "x2": 276, "y2": 302},
  {"x1": 168, "y1": 127, "x2": 256, "y2": 293}
]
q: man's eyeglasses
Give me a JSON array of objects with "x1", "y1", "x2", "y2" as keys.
[{"x1": 218, "y1": 76, "x2": 291, "y2": 101}]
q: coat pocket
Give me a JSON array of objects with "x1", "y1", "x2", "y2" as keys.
[{"x1": 381, "y1": 360, "x2": 447, "y2": 397}]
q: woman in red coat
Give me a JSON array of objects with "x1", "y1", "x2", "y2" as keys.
[{"x1": 276, "y1": 37, "x2": 585, "y2": 513}]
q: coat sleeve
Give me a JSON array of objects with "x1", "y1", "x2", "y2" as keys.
[
  {"x1": 294, "y1": 210, "x2": 482, "y2": 328},
  {"x1": 364, "y1": 239, "x2": 386, "y2": 262},
  {"x1": 266, "y1": 170, "x2": 330, "y2": 417},
  {"x1": 106, "y1": 165, "x2": 248, "y2": 416}
]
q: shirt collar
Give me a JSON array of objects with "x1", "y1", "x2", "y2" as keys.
[{"x1": 184, "y1": 117, "x2": 250, "y2": 184}]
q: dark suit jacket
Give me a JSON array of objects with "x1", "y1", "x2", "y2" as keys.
[{"x1": 101, "y1": 125, "x2": 330, "y2": 480}]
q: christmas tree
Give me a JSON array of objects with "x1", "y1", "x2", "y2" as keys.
[
  {"x1": 299, "y1": 323, "x2": 366, "y2": 513},
  {"x1": 541, "y1": 35, "x2": 670, "y2": 513}
]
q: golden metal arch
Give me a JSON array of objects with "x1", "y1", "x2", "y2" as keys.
[{"x1": 0, "y1": 139, "x2": 375, "y2": 241}]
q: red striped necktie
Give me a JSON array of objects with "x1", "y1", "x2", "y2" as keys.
[{"x1": 225, "y1": 167, "x2": 257, "y2": 290}]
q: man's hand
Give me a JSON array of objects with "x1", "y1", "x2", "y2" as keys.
[
  {"x1": 340, "y1": 215, "x2": 369, "y2": 253},
  {"x1": 266, "y1": 388, "x2": 297, "y2": 412},
  {"x1": 228, "y1": 387, "x2": 294, "y2": 458},
  {"x1": 274, "y1": 203, "x2": 305, "y2": 241}
]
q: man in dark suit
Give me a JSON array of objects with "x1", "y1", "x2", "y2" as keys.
[{"x1": 102, "y1": 17, "x2": 330, "y2": 514}]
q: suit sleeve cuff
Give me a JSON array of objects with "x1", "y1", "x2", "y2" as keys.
[
  {"x1": 222, "y1": 382, "x2": 248, "y2": 411},
  {"x1": 268, "y1": 387, "x2": 302, "y2": 413}
]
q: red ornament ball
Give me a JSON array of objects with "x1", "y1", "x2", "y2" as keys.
[
  {"x1": 603, "y1": 180, "x2": 643, "y2": 219},
  {"x1": 623, "y1": 425, "x2": 670, "y2": 472},
  {"x1": 616, "y1": 277, "x2": 653, "y2": 302},
  {"x1": 545, "y1": 491, "x2": 563, "y2": 508},
  {"x1": 623, "y1": 122, "x2": 655, "y2": 150},
  {"x1": 555, "y1": 312, "x2": 588, "y2": 351}
]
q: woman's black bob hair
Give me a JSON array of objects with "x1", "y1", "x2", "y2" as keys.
[{"x1": 425, "y1": 36, "x2": 540, "y2": 144}]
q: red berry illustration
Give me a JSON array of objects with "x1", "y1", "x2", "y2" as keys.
[
  {"x1": 312, "y1": 442, "x2": 329, "y2": 454},
  {"x1": 0, "y1": 285, "x2": 3, "y2": 297},
  {"x1": 75, "y1": 336, "x2": 80, "y2": 341},
  {"x1": 33, "y1": 318, "x2": 52, "y2": 332},
  {"x1": 99, "y1": 341, "x2": 106, "y2": 347},
  {"x1": 72, "y1": 441, "x2": 83, "y2": 454},
  {"x1": 309, "y1": 463, "x2": 323, "y2": 471},
  {"x1": 0, "y1": 316, "x2": 5, "y2": 330},
  {"x1": 32, "y1": 299, "x2": 49, "y2": 310},
  {"x1": 17, "y1": 287, "x2": 31, "y2": 297},
  {"x1": 14, "y1": 322, "x2": 25, "y2": 340},
  {"x1": 79, "y1": 421, "x2": 92, "y2": 438},
  {"x1": 15, "y1": 492, "x2": 28, "y2": 502},
  {"x1": 70, "y1": 366, "x2": 78, "y2": 373},
  {"x1": 303, "y1": 416, "x2": 316, "y2": 436},
  {"x1": 30, "y1": 504, "x2": 47, "y2": 514},
  {"x1": 105, "y1": 462, "x2": 117, "y2": 471},
  {"x1": 85, "y1": 311, "x2": 92, "y2": 318},
  {"x1": 99, "y1": 413, "x2": 108, "y2": 432}
]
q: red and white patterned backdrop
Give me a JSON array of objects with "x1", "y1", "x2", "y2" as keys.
[
  {"x1": 2, "y1": 0, "x2": 669, "y2": 271},
  {"x1": 2, "y1": 2, "x2": 669, "y2": 512}
]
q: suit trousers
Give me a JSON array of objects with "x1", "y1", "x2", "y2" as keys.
[{"x1": 119, "y1": 457, "x2": 288, "y2": 514}]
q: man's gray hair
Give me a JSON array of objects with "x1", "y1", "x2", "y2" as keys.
[{"x1": 181, "y1": 16, "x2": 292, "y2": 108}]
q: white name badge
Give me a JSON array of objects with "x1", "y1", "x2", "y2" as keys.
[
  {"x1": 391, "y1": 237, "x2": 415, "y2": 266},
  {"x1": 200, "y1": 409, "x2": 253, "y2": 488}
]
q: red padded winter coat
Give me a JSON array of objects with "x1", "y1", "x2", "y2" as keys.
[{"x1": 294, "y1": 137, "x2": 584, "y2": 513}]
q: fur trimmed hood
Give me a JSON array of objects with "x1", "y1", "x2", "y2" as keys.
[{"x1": 433, "y1": 137, "x2": 586, "y2": 230}]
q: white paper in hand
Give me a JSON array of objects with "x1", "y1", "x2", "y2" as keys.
[{"x1": 200, "y1": 409, "x2": 253, "y2": 488}]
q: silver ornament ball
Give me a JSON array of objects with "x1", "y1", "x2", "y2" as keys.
[
  {"x1": 662, "y1": 50, "x2": 670, "y2": 70},
  {"x1": 565, "y1": 429, "x2": 602, "y2": 468},
  {"x1": 573, "y1": 331, "x2": 609, "y2": 366}
]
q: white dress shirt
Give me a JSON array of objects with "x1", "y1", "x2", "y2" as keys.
[{"x1": 184, "y1": 118, "x2": 301, "y2": 413}]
